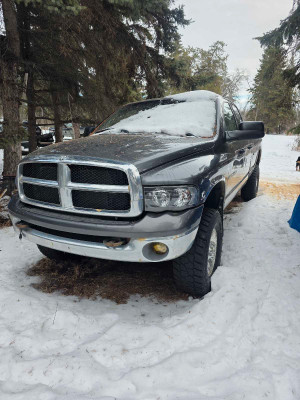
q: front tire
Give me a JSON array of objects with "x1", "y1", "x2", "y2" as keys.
[
  {"x1": 173, "y1": 208, "x2": 223, "y2": 298},
  {"x1": 241, "y1": 165, "x2": 259, "y2": 201}
]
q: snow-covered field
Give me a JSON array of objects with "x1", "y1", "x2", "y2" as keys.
[
  {"x1": 260, "y1": 135, "x2": 299, "y2": 183},
  {"x1": 0, "y1": 135, "x2": 299, "y2": 400}
]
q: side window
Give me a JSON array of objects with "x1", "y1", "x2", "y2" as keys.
[
  {"x1": 232, "y1": 104, "x2": 242, "y2": 126},
  {"x1": 223, "y1": 103, "x2": 238, "y2": 131}
]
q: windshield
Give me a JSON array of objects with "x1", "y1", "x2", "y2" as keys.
[{"x1": 95, "y1": 96, "x2": 217, "y2": 138}]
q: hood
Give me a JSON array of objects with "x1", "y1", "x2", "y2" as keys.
[{"x1": 29, "y1": 133, "x2": 215, "y2": 173}]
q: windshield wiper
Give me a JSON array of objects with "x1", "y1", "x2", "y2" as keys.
[
  {"x1": 95, "y1": 127, "x2": 130, "y2": 134},
  {"x1": 95, "y1": 127, "x2": 112, "y2": 134}
]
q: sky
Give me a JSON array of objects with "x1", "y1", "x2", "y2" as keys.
[{"x1": 176, "y1": 0, "x2": 293, "y2": 101}]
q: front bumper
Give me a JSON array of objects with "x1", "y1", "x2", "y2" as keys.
[
  {"x1": 9, "y1": 196, "x2": 203, "y2": 262},
  {"x1": 10, "y1": 215, "x2": 198, "y2": 262}
]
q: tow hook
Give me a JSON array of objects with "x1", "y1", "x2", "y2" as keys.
[{"x1": 15, "y1": 222, "x2": 28, "y2": 240}]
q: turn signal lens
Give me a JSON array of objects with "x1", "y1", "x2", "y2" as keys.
[{"x1": 173, "y1": 188, "x2": 192, "y2": 207}]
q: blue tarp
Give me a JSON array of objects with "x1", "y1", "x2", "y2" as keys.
[{"x1": 288, "y1": 195, "x2": 300, "y2": 233}]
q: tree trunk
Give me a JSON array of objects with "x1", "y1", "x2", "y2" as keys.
[
  {"x1": 27, "y1": 69, "x2": 37, "y2": 153},
  {"x1": 0, "y1": 0, "x2": 21, "y2": 178},
  {"x1": 72, "y1": 122, "x2": 80, "y2": 139},
  {"x1": 0, "y1": 59, "x2": 21, "y2": 177},
  {"x1": 51, "y1": 90, "x2": 63, "y2": 142},
  {"x1": 2, "y1": 0, "x2": 20, "y2": 57}
]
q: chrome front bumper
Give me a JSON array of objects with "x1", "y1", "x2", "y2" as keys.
[{"x1": 10, "y1": 216, "x2": 198, "y2": 262}]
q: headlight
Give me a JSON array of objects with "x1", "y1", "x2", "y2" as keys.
[{"x1": 144, "y1": 186, "x2": 199, "y2": 211}]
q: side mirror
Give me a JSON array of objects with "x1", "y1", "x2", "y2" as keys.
[
  {"x1": 226, "y1": 121, "x2": 265, "y2": 141},
  {"x1": 82, "y1": 126, "x2": 96, "y2": 137},
  {"x1": 240, "y1": 121, "x2": 264, "y2": 132}
]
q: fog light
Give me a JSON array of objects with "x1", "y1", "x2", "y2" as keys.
[{"x1": 152, "y1": 242, "x2": 168, "y2": 255}]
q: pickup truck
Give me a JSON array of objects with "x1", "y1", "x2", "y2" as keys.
[{"x1": 8, "y1": 90, "x2": 264, "y2": 298}]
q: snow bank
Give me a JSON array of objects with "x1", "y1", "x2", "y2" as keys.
[{"x1": 261, "y1": 135, "x2": 300, "y2": 183}]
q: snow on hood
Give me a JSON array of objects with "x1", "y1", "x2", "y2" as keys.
[
  {"x1": 165, "y1": 89, "x2": 219, "y2": 103},
  {"x1": 95, "y1": 90, "x2": 218, "y2": 138}
]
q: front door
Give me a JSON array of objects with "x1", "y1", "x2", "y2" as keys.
[{"x1": 223, "y1": 102, "x2": 248, "y2": 198}]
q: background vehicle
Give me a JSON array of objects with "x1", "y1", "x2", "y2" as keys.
[
  {"x1": 8, "y1": 90, "x2": 264, "y2": 297},
  {"x1": 21, "y1": 123, "x2": 54, "y2": 155}
]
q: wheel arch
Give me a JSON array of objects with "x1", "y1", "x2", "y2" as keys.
[
  {"x1": 256, "y1": 149, "x2": 262, "y2": 165},
  {"x1": 203, "y1": 180, "x2": 225, "y2": 214}
]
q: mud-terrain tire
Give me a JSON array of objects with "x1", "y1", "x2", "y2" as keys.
[
  {"x1": 37, "y1": 245, "x2": 80, "y2": 261},
  {"x1": 173, "y1": 208, "x2": 223, "y2": 298},
  {"x1": 241, "y1": 165, "x2": 259, "y2": 202}
]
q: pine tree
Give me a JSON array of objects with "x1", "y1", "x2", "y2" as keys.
[
  {"x1": 0, "y1": 0, "x2": 22, "y2": 179},
  {"x1": 1, "y1": 0, "x2": 189, "y2": 180},
  {"x1": 0, "y1": 0, "x2": 83, "y2": 181},
  {"x1": 165, "y1": 41, "x2": 245, "y2": 101},
  {"x1": 257, "y1": 1, "x2": 300, "y2": 89},
  {"x1": 249, "y1": 47, "x2": 295, "y2": 134}
]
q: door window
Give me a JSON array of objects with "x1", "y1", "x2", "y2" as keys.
[{"x1": 224, "y1": 103, "x2": 238, "y2": 131}]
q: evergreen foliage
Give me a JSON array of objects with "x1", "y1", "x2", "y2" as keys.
[
  {"x1": 257, "y1": 1, "x2": 300, "y2": 89},
  {"x1": 249, "y1": 47, "x2": 295, "y2": 134},
  {"x1": 165, "y1": 41, "x2": 245, "y2": 101},
  {"x1": 17, "y1": 0, "x2": 190, "y2": 125}
]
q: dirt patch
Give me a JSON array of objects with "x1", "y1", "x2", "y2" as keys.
[
  {"x1": 225, "y1": 181, "x2": 299, "y2": 207},
  {"x1": 0, "y1": 195, "x2": 12, "y2": 228},
  {"x1": 27, "y1": 257, "x2": 189, "y2": 304},
  {"x1": 0, "y1": 218, "x2": 12, "y2": 228},
  {"x1": 224, "y1": 195, "x2": 243, "y2": 214},
  {"x1": 260, "y1": 181, "x2": 299, "y2": 200}
]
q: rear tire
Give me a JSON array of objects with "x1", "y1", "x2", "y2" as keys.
[
  {"x1": 173, "y1": 208, "x2": 223, "y2": 298},
  {"x1": 241, "y1": 165, "x2": 259, "y2": 202},
  {"x1": 37, "y1": 245, "x2": 80, "y2": 262}
]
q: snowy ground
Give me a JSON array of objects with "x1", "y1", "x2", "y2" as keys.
[
  {"x1": 260, "y1": 135, "x2": 299, "y2": 183},
  {"x1": 0, "y1": 135, "x2": 300, "y2": 400}
]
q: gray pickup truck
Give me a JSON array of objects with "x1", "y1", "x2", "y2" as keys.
[{"x1": 8, "y1": 90, "x2": 264, "y2": 297}]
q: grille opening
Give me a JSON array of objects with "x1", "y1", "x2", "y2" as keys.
[
  {"x1": 28, "y1": 223, "x2": 129, "y2": 244},
  {"x1": 23, "y1": 183, "x2": 60, "y2": 205},
  {"x1": 23, "y1": 163, "x2": 57, "y2": 181},
  {"x1": 70, "y1": 165, "x2": 128, "y2": 185},
  {"x1": 72, "y1": 190, "x2": 130, "y2": 211}
]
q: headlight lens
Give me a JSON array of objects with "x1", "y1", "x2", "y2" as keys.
[
  {"x1": 152, "y1": 189, "x2": 171, "y2": 208},
  {"x1": 144, "y1": 186, "x2": 199, "y2": 211}
]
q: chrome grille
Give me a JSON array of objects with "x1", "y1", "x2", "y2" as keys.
[
  {"x1": 23, "y1": 183, "x2": 60, "y2": 205},
  {"x1": 23, "y1": 162, "x2": 57, "y2": 181},
  {"x1": 70, "y1": 165, "x2": 128, "y2": 185},
  {"x1": 18, "y1": 156, "x2": 143, "y2": 217},
  {"x1": 72, "y1": 190, "x2": 130, "y2": 210}
]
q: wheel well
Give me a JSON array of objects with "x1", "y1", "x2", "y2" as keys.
[
  {"x1": 256, "y1": 150, "x2": 261, "y2": 165},
  {"x1": 204, "y1": 182, "x2": 225, "y2": 213}
]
